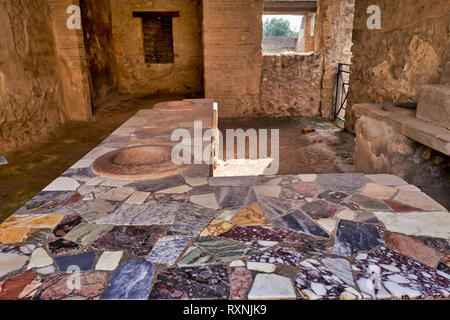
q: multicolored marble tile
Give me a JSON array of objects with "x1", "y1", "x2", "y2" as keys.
[
  {"x1": 147, "y1": 235, "x2": 192, "y2": 265},
  {"x1": 219, "y1": 226, "x2": 293, "y2": 250},
  {"x1": 52, "y1": 214, "x2": 84, "y2": 238},
  {"x1": 383, "y1": 199, "x2": 422, "y2": 212},
  {"x1": 27, "y1": 248, "x2": 53, "y2": 270},
  {"x1": 170, "y1": 204, "x2": 218, "y2": 236},
  {"x1": 0, "y1": 227, "x2": 34, "y2": 244},
  {"x1": 230, "y1": 203, "x2": 266, "y2": 226},
  {"x1": 248, "y1": 273, "x2": 296, "y2": 300},
  {"x1": 95, "y1": 251, "x2": 123, "y2": 271},
  {"x1": 216, "y1": 187, "x2": 255, "y2": 209},
  {"x1": 353, "y1": 247, "x2": 450, "y2": 299},
  {"x1": 248, "y1": 248, "x2": 302, "y2": 267},
  {"x1": 14, "y1": 191, "x2": 75, "y2": 215},
  {"x1": 25, "y1": 229, "x2": 51, "y2": 243},
  {"x1": 229, "y1": 266, "x2": 253, "y2": 300},
  {"x1": 177, "y1": 246, "x2": 221, "y2": 267},
  {"x1": 0, "y1": 270, "x2": 43, "y2": 300},
  {"x1": 63, "y1": 223, "x2": 113, "y2": 245},
  {"x1": 0, "y1": 252, "x2": 29, "y2": 279},
  {"x1": 48, "y1": 239, "x2": 80, "y2": 256},
  {"x1": 295, "y1": 259, "x2": 360, "y2": 300},
  {"x1": 349, "y1": 194, "x2": 392, "y2": 211},
  {"x1": 280, "y1": 232, "x2": 329, "y2": 257},
  {"x1": 68, "y1": 199, "x2": 118, "y2": 222},
  {"x1": 200, "y1": 219, "x2": 234, "y2": 236},
  {"x1": 301, "y1": 200, "x2": 339, "y2": 220},
  {"x1": 318, "y1": 190, "x2": 349, "y2": 204},
  {"x1": 97, "y1": 187, "x2": 135, "y2": 202},
  {"x1": 0, "y1": 214, "x2": 65, "y2": 230},
  {"x1": 384, "y1": 232, "x2": 446, "y2": 267},
  {"x1": 36, "y1": 272, "x2": 108, "y2": 300},
  {"x1": 394, "y1": 190, "x2": 447, "y2": 211},
  {"x1": 90, "y1": 226, "x2": 167, "y2": 257},
  {"x1": 131, "y1": 175, "x2": 186, "y2": 193},
  {"x1": 316, "y1": 174, "x2": 366, "y2": 194},
  {"x1": 374, "y1": 211, "x2": 450, "y2": 239},
  {"x1": 256, "y1": 195, "x2": 300, "y2": 220},
  {"x1": 149, "y1": 265, "x2": 230, "y2": 300},
  {"x1": 96, "y1": 203, "x2": 178, "y2": 226},
  {"x1": 291, "y1": 183, "x2": 319, "y2": 197},
  {"x1": 102, "y1": 260, "x2": 155, "y2": 300},
  {"x1": 332, "y1": 220, "x2": 384, "y2": 256},
  {"x1": 193, "y1": 236, "x2": 257, "y2": 262},
  {"x1": 271, "y1": 209, "x2": 329, "y2": 239},
  {"x1": 55, "y1": 252, "x2": 97, "y2": 272},
  {"x1": 252, "y1": 185, "x2": 282, "y2": 198}
]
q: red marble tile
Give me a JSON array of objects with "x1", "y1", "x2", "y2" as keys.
[
  {"x1": 0, "y1": 270, "x2": 41, "y2": 300},
  {"x1": 229, "y1": 267, "x2": 252, "y2": 300},
  {"x1": 384, "y1": 200, "x2": 422, "y2": 212}
]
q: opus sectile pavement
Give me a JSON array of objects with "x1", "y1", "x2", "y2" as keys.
[{"x1": 0, "y1": 102, "x2": 449, "y2": 300}]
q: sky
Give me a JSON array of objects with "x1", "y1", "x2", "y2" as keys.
[{"x1": 262, "y1": 15, "x2": 304, "y2": 32}]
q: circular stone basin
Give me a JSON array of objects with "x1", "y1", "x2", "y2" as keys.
[
  {"x1": 153, "y1": 101, "x2": 196, "y2": 112},
  {"x1": 92, "y1": 145, "x2": 190, "y2": 180}
]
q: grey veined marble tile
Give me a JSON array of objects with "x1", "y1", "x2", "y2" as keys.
[
  {"x1": 147, "y1": 235, "x2": 192, "y2": 265},
  {"x1": 96, "y1": 203, "x2": 180, "y2": 226}
]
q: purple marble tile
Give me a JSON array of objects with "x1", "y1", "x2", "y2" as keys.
[
  {"x1": 148, "y1": 265, "x2": 230, "y2": 300},
  {"x1": 89, "y1": 226, "x2": 167, "y2": 257},
  {"x1": 318, "y1": 190, "x2": 349, "y2": 204},
  {"x1": 248, "y1": 248, "x2": 303, "y2": 267},
  {"x1": 353, "y1": 247, "x2": 450, "y2": 299},
  {"x1": 301, "y1": 200, "x2": 339, "y2": 220},
  {"x1": 219, "y1": 226, "x2": 293, "y2": 250},
  {"x1": 14, "y1": 191, "x2": 75, "y2": 215}
]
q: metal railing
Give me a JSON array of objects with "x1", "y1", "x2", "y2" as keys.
[{"x1": 334, "y1": 63, "x2": 351, "y2": 122}]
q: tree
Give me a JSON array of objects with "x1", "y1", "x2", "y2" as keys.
[{"x1": 263, "y1": 18, "x2": 299, "y2": 38}]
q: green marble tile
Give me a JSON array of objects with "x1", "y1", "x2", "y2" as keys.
[
  {"x1": 193, "y1": 236, "x2": 257, "y2": 262},
  {"x1": 177, "y1": 246, "x2": 221, "y2": 267},
  {"x1": 63, "y1": 223, "x2": 114, "y2": 245}
]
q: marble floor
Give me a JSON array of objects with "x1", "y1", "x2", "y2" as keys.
[{"x1": 0, "y1": 101, "x2": 449, "y2": 300}]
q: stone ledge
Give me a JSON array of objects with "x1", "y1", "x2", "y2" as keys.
[{"x1": 353, "y1": 104, "x2": 450, "y2": 156}]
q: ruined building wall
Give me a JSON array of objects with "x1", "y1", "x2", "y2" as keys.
[
  {"x1": 110, "y1": 0, "x2": 204, "y2": 96},
  {"x1": 315, "y1": 0, "x2": 355, "y2": 119},
  {"x1": 346, "y1": 0, "x2": 450, "y2": 132},
  {"x1": 80, "y1": 0, "x2": 117, "y2": 105},
  {"x1": 259, "y1": 53, "x2": 323, "y2": 117},
  {"x1": 203, "y1": 0, "x2": 264, "y2": 118},
  {"x1": 0, "y1": 0, "x2": 66, "y2": 153}
]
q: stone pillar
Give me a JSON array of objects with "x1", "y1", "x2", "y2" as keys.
[
  {"x1": 296, "y1": 16, "x2": 305, "y2": 52},
  {"x1": 315, "y1": 0, "x2": 355, "y2": 120},
  {"x1": 48, "y1": 0, "x2": 92, "y2": 120},
  {"x1": 304, "y1": 13, "x2": 316, "y2": 52},
  {"x1": 203, "y1": 0, "x2": 264, "y2": 118}
]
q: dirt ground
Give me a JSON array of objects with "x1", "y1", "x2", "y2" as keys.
[
  {"x1": 0, "y1": 96, "x2": 355, "y2": 223},
  {"x1": 0, "y1": 94, "x2": 189, "y2": 222},
  {"x1": 219, "y1": 117, "x2": 355, "y2": 175}
]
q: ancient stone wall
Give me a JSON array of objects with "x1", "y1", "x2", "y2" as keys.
[
  {"x1": 346, "y1": 0, "x2": 450, "y2": 132},
  {"x1": 203, "y1": 0, "x2": 264, "y2": 118},
  {"x1": 48, "y1": 0, "x2": 92, "y2": 121},
  {"x1": 80, "y1": 0, "x2": 117, "y2": 105},
  {"x1": 110, "y1": 0, "x2": 204, "y2": 96},
  {"x1": 354, "y1": 115, "x2": 449, "y2": 188},
  {"x1": 259, "y1": 53, "x2": 323, "y2": 117},
  {"x1": 262, "y1": 37, "x2": 297, "y2": 54},
  {"x1": 0, "y1": 0, "x2": 66, "y2": 153},
  {"x1": 315, "y1": 0, "x2": 355, "y2": 119}
]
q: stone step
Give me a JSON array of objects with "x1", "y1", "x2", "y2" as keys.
[{"x1": 416, "y1": 84, "x2": 450, "y2": 129}]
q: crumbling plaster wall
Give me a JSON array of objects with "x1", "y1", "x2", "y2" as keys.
[
  {"x1": 203, "y1": 0, "x2": 264, "y2": 118},
  {"x1": 0, "y1": 0, "x2": 65, "y2": 153},
  {"x1": 110, "y1": 0, "x2": 204, "y2": 96},
  {"x1": 354, "y1": 115, "x2": 449, "y2": 187},
  {"x1": 315, "y1": 0, "x2": 356, "y2": 120},
  {"x1": 259, "y1": 52, "x2": 323, "y2": 117},
  {"x1": 80, "y1": 0, "x2": 117, "y2": 105},
  {"x1": 346, "y1": 0, "x2": 450, "y2": 132}
]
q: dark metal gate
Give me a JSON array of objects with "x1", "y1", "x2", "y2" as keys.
[{"x1": 334, "y1": 63, "x2": 351, "y2": 122}]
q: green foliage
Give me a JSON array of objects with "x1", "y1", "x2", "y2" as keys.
[{"x1": 263, "y1": 18, "x2": 299, "y2": 38}]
